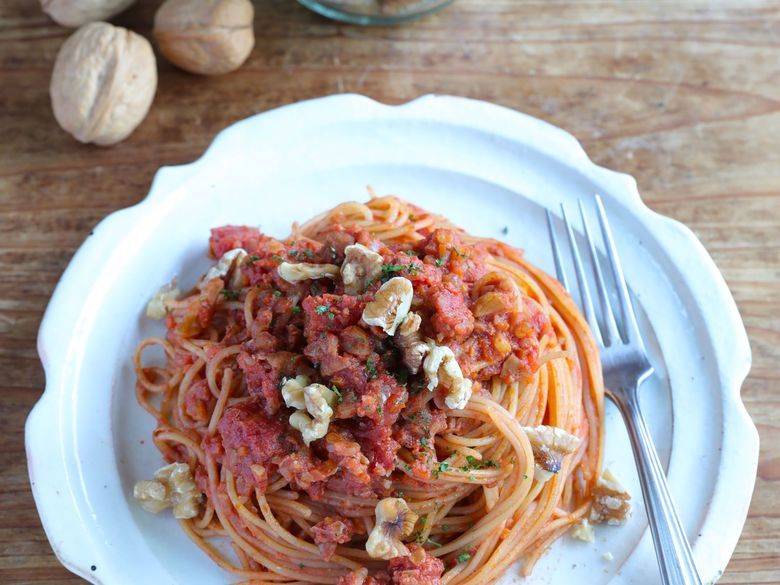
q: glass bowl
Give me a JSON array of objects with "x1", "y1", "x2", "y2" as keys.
[{"x1": 297, "y1": 0, "x2": 455, "y2": 25}]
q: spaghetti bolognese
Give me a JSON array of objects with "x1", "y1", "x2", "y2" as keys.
[{"x1": 132, "y1": 196, "x2": 629, "y2": 584}]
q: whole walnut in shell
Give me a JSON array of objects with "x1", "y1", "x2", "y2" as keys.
[
  {"x1": 154, "y1": 0, "x2": 255, "y2": 76},
  {"x1": 41, "y1": 0, "x2": 136, "y2": 28},
  {"x1": 50, "y1": 22, "x2": 157, "y2": 145}
]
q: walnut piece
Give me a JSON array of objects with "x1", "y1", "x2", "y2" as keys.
[
  {"x1": 285, "y1": 381, "x2": 338, "y2": 446},
  {"x1": 280, "y1": 375, "x2": 309, "y2": 411},
  {"x1": 203, "y1": 248, "x2": 247, "y2": 288},
  {"x1": 133, "y1": 462, "x2": 201, "y2": 519},
  {"x1": 365, "y1": 498, "x2": 418, "y2": 560},
  {"x1": 146, "y1": 278, "x2": 180, "y2": 319},
  {"x1": 422, "y1": 340, "x2": 473, "y2": 409},
  {"x1": 570, "y1": 519, "x2": 595, "y2": 542},
  {"x1": 278, "y1": 261, "x2": 339, "y2": 283},
  {"x1": 41, "y1": 0, "x2": 136, "y2": 27},
  {"x1": 590, "y1": 469, "x2": 631, "y2": 525},
  {"x1": 341, "y1": 243, "x2": 383, "y2": 295},
  {"x1": 395, "y1": 312, "x2": 428, "y2": 374},
  {"x1": 50, "y1": 22, "x2": 157, "y2": 146},
  {"x1": 154, "y1": 0, "x2": 255, "y2": 76},
  {"x1": 522, "y1": 425, "x2": 581, "y2": 482},
  {"x1": 362, "y1": 277, "x2": 413, "y2": 335}
]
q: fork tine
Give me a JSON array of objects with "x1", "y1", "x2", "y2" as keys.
[
  {"x1": 545, "y1": 209, "x2": 569, "y2": 291},
  {"x1": 560, "y1": 205, "x2": 603, "y2": 345},
  {"x1": 578, "y1": 199, "x2": 621, "y2": 346},
  {"x1": 594, "y1": 194, "x2": 642, "y2": 343}
]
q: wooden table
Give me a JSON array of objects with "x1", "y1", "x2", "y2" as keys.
[{"x1": 1, "y1": 0, "x2": 778, "y2": 583}]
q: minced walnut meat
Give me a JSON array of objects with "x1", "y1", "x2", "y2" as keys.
[
  {"x1": 590, "y1": 469, "x2": 631, "y2": 525},
  {"x1": 133, "y1": 462, "x2": 201, "y2": 519}
]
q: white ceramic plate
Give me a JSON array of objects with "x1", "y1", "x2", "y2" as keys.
[{"x1": 27, "y1": 95, "x2": 757, "y2": 585}]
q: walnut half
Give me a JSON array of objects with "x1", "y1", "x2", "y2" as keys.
[
  {"x1": 422, "y1": 341, "x2": 473, "y2": 410},
  {"x1": 282, "y1": 377, "x2": 338, "y2": 446},
  {"x1": 341, "y1": 243, "x2": 383, "y2": 295},
  {"x1": 522, "y1": 425, "x2": 581, "y2": 482},
  {"x1": 365, "y1": 498, "x2": 418, "y2": 560},
  {"x1": 133, "y1": 462, "x2": 201, "y2": 519},
  {"x1": 361, "y1": 277, "x2": 413, "y2": 335},
  {"x1": 278, "y1": 262, "x2": 339, "y2": 283}
]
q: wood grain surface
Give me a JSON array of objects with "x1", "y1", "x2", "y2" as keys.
[{"x1": 1, "y1": 0, "x2": 778, "y2": 583}]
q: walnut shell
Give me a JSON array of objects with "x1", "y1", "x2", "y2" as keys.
[
  {"x1": 50, "y1": 22, "x2": 157, "y2": 146},
  {"x1": 41, "y1": 0, "x2": 136, "y2": 27},
  {"x1": 153, "y1": 0, "x2": 255, "y2": 76}
]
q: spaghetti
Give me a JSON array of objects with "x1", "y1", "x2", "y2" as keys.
[{"x1": 133, "y1": 196, "x2": 618, "y2": 585}]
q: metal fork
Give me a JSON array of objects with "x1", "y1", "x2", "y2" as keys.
[{"x1": 546, "y1": 196, "x2": 703, "y2": 585}]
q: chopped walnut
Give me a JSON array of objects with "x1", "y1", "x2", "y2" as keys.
[
  {"x1": 365, "y1": 497, "x2": 418, "y2": 560},
  {"x1": 570, "y1": 519, "x2": 595, "y2": 542},
  {"x1": 288, "y1": 383, "x2": 338, "y2": 445},
  {"x1": 133, "y1": 462, "x2": 201, "y2": 519},
  {"x1": 146, "y1": 278, "x2": 179, "y2": 319},
  {"x1": 281, "y1": 375, "x2": 309, "y2": 410},
  {"x1": 522, "y1": 425, "x2": 581, "y2": 482},
  {"x1": 341, "y1": 243, "x2": 383, "y2": 295},
  {"x1": 361, "y1": 276, "x2": 413, "y2": 335},
  {"x1": 422, "y1": 340, "x2": 473, "y2": 409},
  {"x1": 278, "y1": 261, "x2": 339, "y2": 283},
  {"x1": 590, "y1": 469, "x2": 631, "y2": 525},
  {"x1": 203, "y1": 248, "x2": 248, "y2": 288},
  {"x1": 394, "y1": 312, "x2": 428, "y2": 374}
]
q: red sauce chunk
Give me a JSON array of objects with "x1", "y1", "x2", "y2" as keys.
[
  {"x1": 312, "y1": 516, "x2": 356, "y2": 560},
  {"x1": 387, "y1": 546, "x2": 445, "y2": 585}
]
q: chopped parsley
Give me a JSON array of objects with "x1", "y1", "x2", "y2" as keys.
[
  {"x1": 273, "y1": 290, "x2": 282, "y2": 297},
  {"x1": 460, "y1": 456, "x2": 499, "y2": 471},
  {"x1": 377, "y1": 405, "x2": 383, "y2": 416},
  {"x1": 381, "y1": 263, "x2": 406, "y2": 277},
  {"x1": 406, "y1": 264, "x2": 420, "y2": 275},
  {"x1": 288, "y1": 250, "x2": 300, "y2": 259},
  {"x1": 421, "y1": 437, "x2": 427, "y2": 448},
  {"x1": 219, "y1": 289, "x2": 240, "y2": 300},
  {"x1": 316, "y1": 303, "x2": 336, "y2": 320},
  {"x1": 331, "y1": 385, "x2": 343, "y2": 402},
  {"x1": 304, "y1": 249, "x2": 315, "y2": 258},
  {"x1": 438, "y1": 461, "x2": 450, "y2": 473},
  {"x1": 434, "y1": 257, "x2": 444, "y2": 267},
  {"x1": 248, "y1": 254, "x2": 260, "y2": 263},
  {"x1": 404, "y1": 250, "x2": 418, "y2": 256},
  {"x1": 291, "y1": 305, "x2": 302, "y2": 314},
  {"x1": 366, "y1": 359, "x2": 378, "y2": 379},
  {"x1": 442, "y1": 524, "x2": 450, "y2": 532},
  {"x1": 456, "y1": 553, "x2": 471, "y2": 564},
  {"x1": 271, "y1": 254, "x2": 285, "y2": 262}
]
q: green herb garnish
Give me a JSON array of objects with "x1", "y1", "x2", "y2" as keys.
[
  {"x1": 219, "y1": 289, "x2": 240, "y2": 300},
  {"x1": 291, "y1": 305, "x2": 302, "y2": 314},
  {"x1": 271, "y1": 254, "x2": 284, "y2": 262},
  {"x1": 457, "y1": 553, "x2": 471, "y2": 564},
  {"x1": 366, "y1": 359, "x2": 378, "y2": 379},
  {"x1": 331, "y1": 385, "x2": 343, "y2": 403}
]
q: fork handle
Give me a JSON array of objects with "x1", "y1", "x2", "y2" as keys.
[{"x1": 611, "y1": 388, "x2": 703, "y2": 585}]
